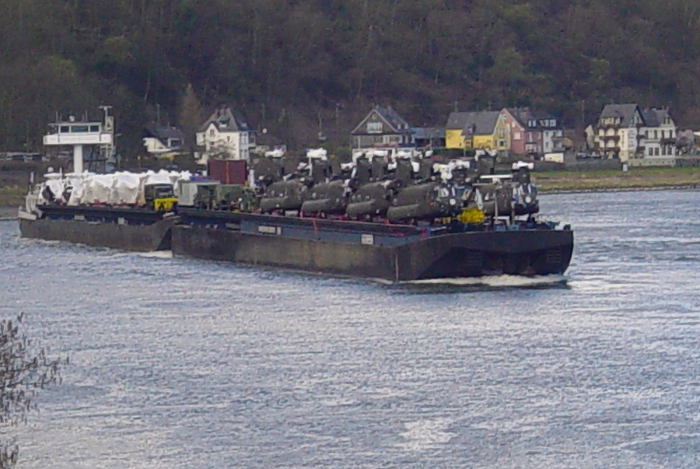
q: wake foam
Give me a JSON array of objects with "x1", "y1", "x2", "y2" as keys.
[
  {"x1": 404, "y1": 274, "x2": 568, "y2": 288},
  {"x1": 138, "y1": 251, "x2": 173, "y2": 259}
]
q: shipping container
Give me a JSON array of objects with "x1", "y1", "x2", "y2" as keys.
[{"x1": 207, "y1": 159, "x2": 247, "y2": 185}]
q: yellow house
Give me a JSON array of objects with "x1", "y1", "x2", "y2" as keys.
[
  {"x1": 445, "y1": 128, "x2": 468, "y2": 149},
  {"x1": 445, "y1": 111, "x2": 504, "y2": 150}
]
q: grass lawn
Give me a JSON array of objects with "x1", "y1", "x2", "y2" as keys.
[
  {"x1": 533, "y1": 167, "x2": 700, "y2": 192},
  {"x1": 0, "y1": 186, "x2": 27, "y2": 207}
]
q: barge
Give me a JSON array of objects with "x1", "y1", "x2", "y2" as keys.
[
  {"x1": 173, "y1": 209, "x2": 572, "y2": 282},
  {"x1": 18, "y1": 205, "x2": 177, "y2": 252},
  {"x1": 17, "y1": 147, "x2": 574, "y2": 282}
]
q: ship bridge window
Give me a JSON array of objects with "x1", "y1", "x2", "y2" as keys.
[
  {"x1": 71, "y1": 125, "x2": 89, "y2": 133},
  {"x1": 89, "y1": 125, "x2": 100, "y2": 132},
  {"x1": 59, "y1": 125, "x2": 70, "y2": 133}
]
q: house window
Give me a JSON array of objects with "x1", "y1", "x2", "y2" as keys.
[
  {"x1": 655, "y1": 147, "x2": 659, "y2": 156},
  {"x1": 514, "y1": 132, "x2": 521, "y2": 140},
  {"x1": 367, "y1": 122, "x2": 383, "y2": 134},
  {"x1": 654, "y1": 130, "x2": 658, "y2": 139},
  {"x1": 498, "y1": 140, "x2": 505, "y2": 147},
  {"x1": 648, "y1": 147, "x2": 652, "y2": 156},
  {"x1": 210, "y1": 129, "x2": 216, "y2": 137}
]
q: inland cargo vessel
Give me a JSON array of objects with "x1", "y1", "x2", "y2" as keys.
[{"x1": 18, "y1": 147, "x2": 573, "y2": 282}]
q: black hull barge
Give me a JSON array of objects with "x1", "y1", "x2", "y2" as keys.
[
  {"x1": 173, "y1": 209, "x2": 573, "y2": 282},
  {"x1": 18, "y1": 205, "x2": 178, "y2": 252}
]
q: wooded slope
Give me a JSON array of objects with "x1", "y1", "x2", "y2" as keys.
[{"x1": 2, "y1": 0, "x2": 699, "y2": 156}]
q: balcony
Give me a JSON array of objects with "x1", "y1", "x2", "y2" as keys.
[{"x1": 44, "y1": 132, "x2": 113, "y2": 146}]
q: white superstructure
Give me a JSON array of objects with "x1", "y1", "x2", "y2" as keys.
[{"x1": 43, "y1": 107, "x2": 115, "y2": 173}]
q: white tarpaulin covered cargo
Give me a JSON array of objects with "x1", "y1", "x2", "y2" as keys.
[
  {"x1": 38, "y1": 170, "x2": 195, "y2": 206},
  {"x1": 112, "y1": 172, "x2": 142, "y2": 205},
  {"x1": 81, "y1": 174, "x2": 115, "y2": 204}
]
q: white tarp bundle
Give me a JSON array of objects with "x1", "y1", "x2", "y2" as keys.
[
  {"x1": 112, "y1": 172, "x2": 142, "y2": 205},
  {"x1": 81, "y1": 174, "x2": 115, "y2": 204},
  {"x1": 306, "y1": 148, "x2": 328, "y2": 160},
  {"x1": 265, "y1": 149, "x2": 285, "y2": 158},
  {"x1": 512, "y1": 161, "x2": 535, "y2": 170},
  {"x1": 144, "y1": 169, "x2": 172, "y2": 186},
  {"x1": 38, "y1": 170, "x2": 194, "y2": 206},
  {"x1": 64, "y1": 173, "x2": 87, "y2": 206}
]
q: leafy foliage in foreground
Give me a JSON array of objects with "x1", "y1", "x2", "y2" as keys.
[{"x1": 0, "y1": 314, "x2": 64, "y2": 468}]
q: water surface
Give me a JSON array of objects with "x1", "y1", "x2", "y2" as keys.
[{"x1": 2, "y1": 190, "x2": 700, "y2": 468}]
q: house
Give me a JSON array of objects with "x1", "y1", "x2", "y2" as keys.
[
  {"x1": 351, "y1": 105, "x2": 414, "y2": 149},
  {"x1": 596, "y1": 104, "x2": 644, "y2": 161},
  {"x1": 195, "y1": 106, "x2": 255, "y2": 164},
  {"x1": 445, "y1": 111, "x2": 505, "y2": 150},
  {"x1": 412, "y1": 127, "x2": 445, "y2": 148},
  {"x1": 142, "y1": 125, "x2": 185, "y2": 158},
  {"x1": 595, "y1": 104, "x2": 677, "y2": 165},
  {"x1": 641, "y1": 108, "x2": 677, "y2": 161},
  {"x1": 251, "y1": 129, "x2": 288, "y2": 156},
  {"x1": 501, "y1": 108, "x2": 563, "y2": 156}
]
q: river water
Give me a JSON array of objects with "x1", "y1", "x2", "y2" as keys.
[{"x1": 2, "y1": 190, "x2": 700, "y2": 469}]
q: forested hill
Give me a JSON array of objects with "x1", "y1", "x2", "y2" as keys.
[{"x1": 2, "y1": 0, "x2": 700, "y2": 157}]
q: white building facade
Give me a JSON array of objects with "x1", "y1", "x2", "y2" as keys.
[
  {"x1": 596, "y1": 104, "x2": 677, "y2": 166},
  {"x1": 543, "y1": 127, "x2": 564, "y2": 154},
  {"x1": 195, "y1": 106, "x2": 254, "y2": 164},
  {"x1": 142, "y1": 125, "x2": 184, "y2": 158},
  {"x1": 640, "y1": 108, "x2": 677, "y2": 165}
]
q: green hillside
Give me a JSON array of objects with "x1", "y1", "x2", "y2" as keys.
[{"x1": 1, "y1": 0, "x2": 700, "y2": 159}]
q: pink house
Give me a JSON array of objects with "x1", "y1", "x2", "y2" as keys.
[{"x1": 500, "y1": 108, "x2": 562, "y2": 156}]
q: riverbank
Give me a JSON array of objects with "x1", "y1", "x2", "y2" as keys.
[
  {"x1": 0, "y1": 186, "x2": 25, "y2": 210},
  {"x1": 2, "y1": 167, "x2": 699, "y2": 213},
  {"x1": 533, "y1": 167, "x2": 700, "y2": 194}
]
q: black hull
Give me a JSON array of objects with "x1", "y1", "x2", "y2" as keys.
[
  {"x1": 17, "y1": 205, "x2": 574, "y2": 281},
  {"x1": 172, "y1": 213, "x2": 573, "y2": 282},
  {"x1": 18, "y1": 206, "x2": 177, "y2": 252}
]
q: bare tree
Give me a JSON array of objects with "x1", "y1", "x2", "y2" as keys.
[{"x1": 0, "y1": 314, "x2": 65, "y2": 468}]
